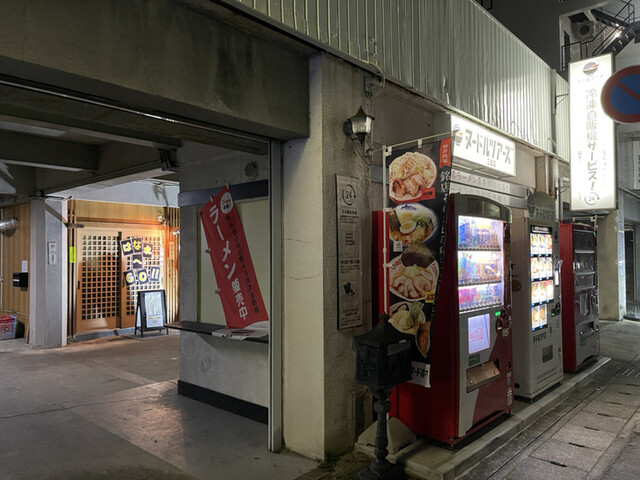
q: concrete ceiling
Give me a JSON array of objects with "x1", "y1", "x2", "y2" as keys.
[{"x1": 0, "y1": 112, "x2": 180, "y2": 202}]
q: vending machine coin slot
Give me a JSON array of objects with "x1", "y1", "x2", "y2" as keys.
[{"x1": 466, "y1": 360, "x2": 501, "y2": 393}]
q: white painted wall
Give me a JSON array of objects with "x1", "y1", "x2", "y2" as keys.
[
  {"x1": 177, "y1": 141, "x2": 270, "y2": 408},
  {"x1": 179, "y1": 332, "x2": 269, "y2": 407}
]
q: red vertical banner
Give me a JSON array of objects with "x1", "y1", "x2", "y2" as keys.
[{"x1": 200, "y1": 187, "x2": 268, "y2": 328}]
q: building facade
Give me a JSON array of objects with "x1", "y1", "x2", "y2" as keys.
[{"x1": 1, "y1": 0, "x2": 625, "y2": 461}]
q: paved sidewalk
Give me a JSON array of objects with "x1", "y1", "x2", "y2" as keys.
[
  {"x1": 346, "y1": 320, "x2": 640, "y2": 480},
  {"x1": 458, "y1": 319, "x2": 640, "y2": 480}
]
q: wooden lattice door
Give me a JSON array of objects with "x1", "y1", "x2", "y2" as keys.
[
  {"x1": 75, "y1": 229, "x2": 121, "y2": 331},
  {"x1": 120, "y1": 228, "x2": 167, "y2": 328}
]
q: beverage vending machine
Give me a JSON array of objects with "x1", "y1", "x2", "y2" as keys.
[
  {"x1": 559, "y1": 222, "x2": 599, "y2": 372},
  {"x1": 386, "y1": 194, "x2": 513, "y2": 445},
  {"x1": 510, "y1": 193, "x2": 563, "y2": 400}
]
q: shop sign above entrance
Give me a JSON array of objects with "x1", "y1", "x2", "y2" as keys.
[{"x1": 451, "y1": 114, "x2": 516, "y2": 177}]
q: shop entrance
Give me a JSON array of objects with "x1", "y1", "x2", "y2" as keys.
[
  {"x1": 73, "y1": 225, "x2": 174, "y2": 333},
  {"x1": 69, "y1": 201, "x2": 180, "y2": 335}
]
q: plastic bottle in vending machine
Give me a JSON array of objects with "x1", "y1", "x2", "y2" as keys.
[
  {"x1": 480, "y1": 225, "x2": 489, "y2": 249},
  {"x1": 470, "y1": 219, "x2": 478, "y2": 247},
  {"x1": 470, "y1": 254, "x2": 477, "y2": 283},
  {"x1": 458, "y1": 253, "x2": 465, "y2": 282},
  {"x1": 464, "y1": 288, "x2": 472, "y2": 310},
  {"x1": 492, "y1": 284, "x2": 502, "y2": 304},
  {"x1": 491, "y1": 225, "x2": 499, "y2": 249}
]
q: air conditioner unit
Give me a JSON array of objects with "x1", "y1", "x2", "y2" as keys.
[{"x1": 575, "y1": 21, "x2": 597, "y2": 42}]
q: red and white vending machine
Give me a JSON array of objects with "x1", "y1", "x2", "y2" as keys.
[
  {"x1": 559, "y1": 222, "x2": 599, "y2": 372},
  {"x1": 385, "y1": 193, "x2": 513, "y2": 445}
]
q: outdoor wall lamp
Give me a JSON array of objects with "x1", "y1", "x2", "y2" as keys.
[{"x1": 343, "y1": 106, "x2": 374, "y2": 144}]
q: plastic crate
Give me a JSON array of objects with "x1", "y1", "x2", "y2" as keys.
[{"x1": 0, "y1": 315, "x2": 17, "y2": 340}]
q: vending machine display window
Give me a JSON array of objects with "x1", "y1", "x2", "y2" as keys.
[
  {"x1": 529, "y1": 225, "x2": 553, "y2": 332},
  {"x1": 457, "y1": 216, "x2": 505, "y2": 312},
  {"x1": 468, "y1": 313, "x2": 491, "y2": 354}
]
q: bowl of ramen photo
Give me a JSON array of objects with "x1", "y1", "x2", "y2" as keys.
[
  {"x1": 388, "y1": 151, "x2": 437, "y2": 204},
  {"x1": 389, "y1": 244, "x2": 439, "y2": 302},
  {"x1": 389, "y1": 300, "x2": 426, "y2": 335},
  {"x1": 388, "y1": 204, "x2": 439, "y2": 248}
]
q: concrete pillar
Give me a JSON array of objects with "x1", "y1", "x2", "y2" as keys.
[
  {"x1": 29, "y1": 198, "x2": 67, "y2": 348},
  {"x1": 597, "y1": 208, "x2": 625, "y2": 321},
  {"x1": 282, "y1": 53, "x2": 373, "y2": 459},
  {"x1": 282, "y1": 55, "x2": 327, "y2": 459},
  {"x1": 178, "y1": 205, "x2": 199, "y2": 323}
]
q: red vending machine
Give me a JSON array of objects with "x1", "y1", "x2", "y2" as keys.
[
  {"x1": 559, "y1": 222, "x2": 599, "y2": 372},
  {"x1": 387, "y1": 193, "x2": 513, "y2": 445}
]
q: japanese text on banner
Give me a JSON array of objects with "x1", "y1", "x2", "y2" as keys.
[{"x1": 200, "y1": 187, "x2": 268, "y2": 329}]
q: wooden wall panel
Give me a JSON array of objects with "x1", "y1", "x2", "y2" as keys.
[
  {"x1": 71, "y1": 200, "x2": 172, "y2": 225},
  {"x1": 166, "y1": 206, "x2": 180, "y2": 322},
  {"x1": 1, "y1": 203, "x2": 30, "y2": 333}
]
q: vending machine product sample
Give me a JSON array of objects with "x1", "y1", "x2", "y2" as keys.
[
  {"x1": 510, "y1": 192, "x2": 563, "y2": 400},
  {"x1": 559, "y1": 222, "x2": 599, "y2": 372},
  {"x1": 387, "y1": 194, "x2": 513, "y2": 445}
]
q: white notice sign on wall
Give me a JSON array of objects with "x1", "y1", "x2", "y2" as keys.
[{"x1": 336, "y1": 175, "x2": 363, "y2": 330}]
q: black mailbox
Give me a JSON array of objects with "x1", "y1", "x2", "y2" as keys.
[
  {"x1": 354, "y1": 317, "x2": 412, "y2": 480},
  {"x1": 354, "y1": 317, "x2": 412, "y2": 391},
  {"x1": 12, "y1": 272, "x2": 28, "y2": 288}
]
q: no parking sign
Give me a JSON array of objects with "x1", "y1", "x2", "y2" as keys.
[{"x1": 601, "y1": 65, "x2": 640, "y2": 123}]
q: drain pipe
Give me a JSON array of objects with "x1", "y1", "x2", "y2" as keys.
[{"x1": 0, "y1": 217, "x2": 18, "y2": 232}]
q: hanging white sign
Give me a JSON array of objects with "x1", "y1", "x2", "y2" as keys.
[
  {"x1": 451, "y1": 115, "x2": 516, "y2": 177},
  {"x1": 569, "y1": 54, "x2": 615, "y2": 211}
]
